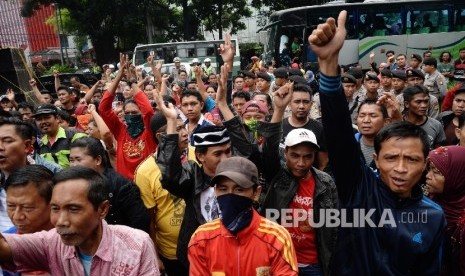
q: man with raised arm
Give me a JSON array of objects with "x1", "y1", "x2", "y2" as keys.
[{"x1": 310, "y1": 11, "x2": 446, "y2": 275}]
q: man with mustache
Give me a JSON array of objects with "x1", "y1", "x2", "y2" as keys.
[{"x1": 0, "y1": 166, "x2": 159, "y2": 275}]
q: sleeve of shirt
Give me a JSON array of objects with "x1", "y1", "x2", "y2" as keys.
[
  {"x1": 155, "y1": 134, "x2": 195, "y2": 199},
  {"x1": 319, "y1": 73, "x2": 363, "y2": 203},
  {"x1": 437, "y1": 74, "x2": 447, "y2": 97},
  {"x1": 270, "y1": 228, "x2": 298, "y2": 276},
  {"x1": 204, "y1": 96, "x2": 216, "y2": 112},
  {"x1": 133, "y1": 91, "x2": 155, "y2": 129},
  {"x1": 429, "y1": 96, "x2": 439, "y2": 119},
  {"x1": 3, "y1": 232, "x2": 51, "y2": 273},
  {"x1": 98, "y1": 91, "x2": 124, "y2": 137},
  {"x1": 223, "y1": 116, "x2": 255, "y2": 159},
  {"x1": 187, "y1": 238, "x2": 210, "y2": 276}
]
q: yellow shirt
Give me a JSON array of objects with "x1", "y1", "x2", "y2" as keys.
[{"x1": 133, "y1": 146, "x2": 196, "y2": 259}]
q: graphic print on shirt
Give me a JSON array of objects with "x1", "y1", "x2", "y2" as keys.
[
  {"x1": 122, "y1": 140, "x2": 145, "y2": 158},
  {"x1": 170, "y1": 194, "x2": 186, "y2": 226},
  {"x1": 286, "y1": 176, "x2": 319, "y2": 264}
]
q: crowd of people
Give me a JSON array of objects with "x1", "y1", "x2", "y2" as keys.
[{"x1": 0, "y1": 10, "x2": 464, "y2": 276}]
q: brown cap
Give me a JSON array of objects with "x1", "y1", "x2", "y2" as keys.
[{"x1": 211, "y1": 157, "x2": 258, "y2": 188}]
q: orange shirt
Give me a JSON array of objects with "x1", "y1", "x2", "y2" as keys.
[
  {"x1": 188, "y1": 209, "x2": 298, "y2": 276},
  {"x1": 286, "y1": 175, "x2": 319, "y2": 265}
]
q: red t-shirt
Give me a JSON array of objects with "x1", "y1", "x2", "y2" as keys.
[{"x1": 286, "y1": 174, "x2": 319, "y2": 265}]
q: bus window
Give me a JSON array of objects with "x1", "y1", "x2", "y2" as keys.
[
  {"x1": 359, "y1": 8, "x2": 402, "y2": 38},
  {"x1": 454, "y1": 7, "x2": 465, "y2": 31},
  {"x1": 196, "y1": 43, "x2": 216, "y2": 57},
  {"x1": 164, "y1": 46, "x2": 176, "y2": 63},
  {"x1": 407, "y1": 5, "x2": 449, "y2": 33},
  {"x1": 177, "y1": 49, "x2": 188, "y2": 58}
]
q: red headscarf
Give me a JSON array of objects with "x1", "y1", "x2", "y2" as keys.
[{"x1": 428, "y1": 146, "x2": 465, "y2": 228}]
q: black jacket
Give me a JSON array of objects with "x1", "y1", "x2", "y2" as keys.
[
  {"x1": 156, "y1": 115, "x2": 253, "y2": 269},
  {"x1": 259, "y1": 121, "x2": 338, "y2": 276},
  {"x1": 319, "y1": 73, "x2": 446, "y2": 275},
  {"x1": 103, "y1": 168, "x2": 150, "y2": 232}
]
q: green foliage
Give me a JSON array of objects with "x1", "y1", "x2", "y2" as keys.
[
  {"x1": 198, "y1": 0, "x2": 252, "y2": 37},
  {"x1": 21, "y1": 0, "x2": 182, "y2": 64},
  {"x1": 44, "y1": 64, "x2": 77, "y2": 75},
  {"x1": 239, "y1": 42, "x2": 263, "y2": 53}
]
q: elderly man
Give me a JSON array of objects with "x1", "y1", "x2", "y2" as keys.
[
  {"x1": 0, "y1": 166, "x2": 158, "y2": 275},
  {"x1": 3, "y1": 165, "x2": 54, "y2": 276}
]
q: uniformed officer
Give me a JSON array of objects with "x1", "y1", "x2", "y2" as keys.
[{"x1": 423, "y1": 57, "x2": 447, "y2": 103}]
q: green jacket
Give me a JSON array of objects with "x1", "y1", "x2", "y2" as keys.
[{"x1": 38, "y1": 127, "x2": 86, "y2": 168}]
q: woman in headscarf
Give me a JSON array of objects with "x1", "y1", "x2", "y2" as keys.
[{"x1": 426, "y1": 145, "x2": 465, "y2": 276}]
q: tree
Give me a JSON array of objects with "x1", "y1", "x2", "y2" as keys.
[
  {"x1": 21, "y1": 0, "x2": 182, "y2": 65},
  {"x1": 195, "y1": 0, "x2": 252, "y2": 39}
]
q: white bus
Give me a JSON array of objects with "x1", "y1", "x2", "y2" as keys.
[
  {"x1": 133, "y1": 39, "x2": 241, "y2": 75},
  {"x1": 261, "y1": 0, "x2": 465, "y2": 68}
]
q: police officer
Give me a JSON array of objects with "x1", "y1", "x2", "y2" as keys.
[
  {"x1": 423, "y1": 57, "x2": 447, "y2": 103},
  {"x1": 342, "y1": 74, "x2": 361, "y2": 124}
]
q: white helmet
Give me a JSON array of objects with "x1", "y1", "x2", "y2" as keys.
[
  {"x1": 192, "y1": 58, "x2": 200, "y2": 64},
  {"x1": 204, "y1": 58, "x2": 211, "y2": 63},
  {"x1": 173, "y1": 57, "x2": 181, "y2": 62}
]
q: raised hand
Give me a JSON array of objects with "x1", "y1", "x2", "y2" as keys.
[
  {"x1": 309, "y1": 10, "x2": 346, "y2": 59},
  {"x1": 87, "y1": 104, "x2": 96, "y2": 113},
  {"x1": 147, "y1": 55, "x2": 154, "y2": 66},
  {"x1": 153, "y1": 92, "x2": 177, "y2": 120},
  {"x1": 377, "y1": 92, "x2": 401, "y2": 122},
  {"x1": 119, "y1": 53, "x2": 129, "y2": 71},
  {"x1": 6, "y1": 89, "x2": 15, "y2": 101},
  {"x1": 193, "y1": 65, "x2": 203, "y2": 78},
  {"x1": 155, "y1": 61, "x2": 162, "y2": 71},
  {"x1": 273, "y1": 82, "x2": 294, "y2": 110},
  {"x1": 218, "y1": 33, "x2": 235, "y2": 65}
]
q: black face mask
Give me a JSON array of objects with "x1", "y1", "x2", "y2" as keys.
[
  {"x1": 217, "y1": 193, "x2": 254, "y2": 235},
  {"x1": 125, "y1": 114, "x2": 144, "y2": 138}
]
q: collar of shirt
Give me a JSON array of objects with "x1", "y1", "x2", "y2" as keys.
[{"x1": 63, "y1": 221, "x2": 113, "y2": 262}]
